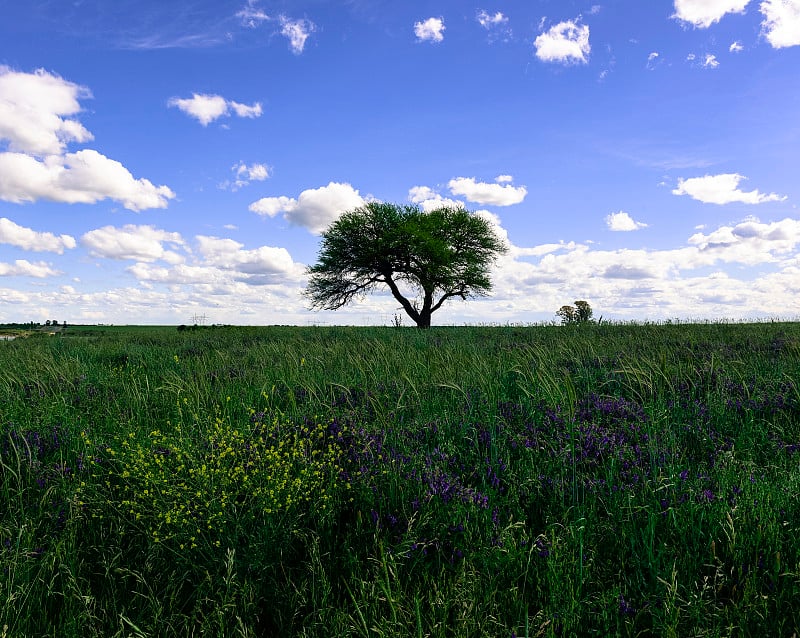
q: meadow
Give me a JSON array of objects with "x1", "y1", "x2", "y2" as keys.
[{"x1": 1, "y1": 321, "x2": 799, "y2": 637}]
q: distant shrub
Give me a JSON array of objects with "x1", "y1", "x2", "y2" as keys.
[{"x1": 557, "y1": 300, "x2": 594, "y2": 325}]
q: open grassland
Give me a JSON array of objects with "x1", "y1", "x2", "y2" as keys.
[{"x1": 1, "y1": 322, "x2": 800, "y2": 637}]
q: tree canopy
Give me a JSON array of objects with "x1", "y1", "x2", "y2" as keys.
[{"x1": 305, "y1": 202, "x2": 507, "y2": 328}]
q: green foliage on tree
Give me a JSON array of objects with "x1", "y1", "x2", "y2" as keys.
[
  {"x1": 557, "y1": 300, "x2": 594, "y2": 325},
  {"x1": 574, "y1": 300, "x2": 593, "y2": 322},
  {"x1": 305, "y1": 202, "x2": 508, "y2": 328},
  {"x1": 556, "y1": 305, "x2": 576, "y2": 325}
]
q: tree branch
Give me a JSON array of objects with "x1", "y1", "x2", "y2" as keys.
[
  {"x1": 430, "y1": 288, "x2": 468, "y2": 314},
  {"x1": 382, "y1": 274, "x2": 420, "y2": 323}
]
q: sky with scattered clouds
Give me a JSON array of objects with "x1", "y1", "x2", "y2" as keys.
[{"x1": 1, "y1": 0, "x2": 799, "y2": 325}]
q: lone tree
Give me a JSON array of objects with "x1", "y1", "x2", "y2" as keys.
[{"x1": 305, "y1": 202, "x2": 507, "y2": 328}]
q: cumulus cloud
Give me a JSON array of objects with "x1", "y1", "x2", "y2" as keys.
[
  {"x1": 0, "y1": 66, "x2": 93, "y2": 156},
  {"x1": 606, "y1": 211, "x2": 648, "y2": 231},
  {"x1": 0, "y1": 218, "x2": 76, "y2": 253},
  {"x1": 168, "y1": 93, "x2": 263, "y2": 126},
  {"x1": 673, "y1": 173, "x2": 787, "y2": 204},
  {"x1": 672, "y1": 0, "x2": 750, "y2": 28},
  {"x1": 702, "y1": 53, "x2": 720, "y2": 67},
  {"x1": 760, "y1": 0, "x2": 800, "y2": 48},
  {"x1": 415, "y1": 17, "x2": 446, "y2": 43},
  {"x1": 0, "y1": 67, "x2": 174, "y2": 211},
  {"x1": 534, "y1": 19, "x2": 590, "y2": 64},
  {"x1": 729, "y1": 40, "x2": 744, "y2": 51},
  {"x1": 124, "y1": 234, "x2": 306, "y2": 290},
  {"x1": 687, "y1": 217, "x2": 800, "y2": 263},
  {"x1": 646, "y1": 51, "x2": 661, "y2": 69},
  {"x1": 249, "y1": 182, "x2": 365, "y2": 234},
  {"x1": 81, "y1": 225, "x2": 186, "y2": 262},
  {"x1": 408, "y1": 186, "x2": 465, "y2": 212},
  {"x1": 0, "y1": 260, "x2": 60, "y2": 278},
  {"x1": 196, "y1": 235, "x2": 304, "y2": 279},
  {"x1": 0, "y1": 150, "x2": 175, "y2": 211},
  {"x1": 447, "y1": 176, "x2": 527, "y2": 206},
  {"x1": 460, "y1": 206, "x2": 800, "y2": 323},
  {"x1": 237, "y1": 162, "x2": 270, "y2": 181}
]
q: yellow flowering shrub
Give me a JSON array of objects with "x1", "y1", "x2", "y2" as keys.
[{"x1": 82, "y1": 410, "x2": 348, "y2": 548}]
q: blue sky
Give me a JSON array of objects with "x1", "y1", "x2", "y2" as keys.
[{"x1": 1, "y1": 0, "x2": 799, "y2": 325}]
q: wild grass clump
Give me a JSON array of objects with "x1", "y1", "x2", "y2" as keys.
[{"x1": 1, "y1": 322, "x2": 800, "y2": 636}]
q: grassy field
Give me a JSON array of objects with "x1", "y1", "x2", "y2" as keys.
[{"x1": 1, "y1": 322, "x2": 799, "y2": 637}]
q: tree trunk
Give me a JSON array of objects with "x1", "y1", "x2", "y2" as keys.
[
  {"x1": 415, "y1": 291, "x2": 433, "y2": 329},
  {"x1": 415, "y1": 311, "x2": 432, "y2": 329}
]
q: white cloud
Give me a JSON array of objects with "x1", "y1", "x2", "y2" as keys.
[
  {"x1": 415, "y1": 17, "x2": 446, "y2": 43},
  {"x1": 408, "y1": 186, "x2": 438, "y2": 203},
  {"x1": 235, "y1": 3, "x2": 316, "y2": 53},
  {"x1": 687, "y1": 217, "x2": 800, "y2": 263},
  {"x1": 0, "y1": 68, "x2": 173, "y2": 211},
  {"x1": 448, "y1": 176, "x2": 527, "y2": 206},
  {"x1": 686, "y1": 53, "x2": 697, "y2": 61},
  {"x1": 237, "y1": 162, "x2": 270, "y2": 181},
  {"x1": 606, "y1": 211, "x2": 649, "y2": 231},
  {"x1": 673, "y1": 173, "x2": 787, "y2": 204},
  {"x1": 249, "y1": 182, "x2": 365, "y2": 234},
  {"x1": 237, "y1": 0, "x2": 270, "y2": 27},
  {"x1": 458, "y1": 208, "x2": 800, "y2": 323},
  {"x1": 278, "y1": 15, "x2": 316, "y2": 54},
  {"x1": 168, "y1": 93, "x2": 262, "y2": 126},
  {"x1": 534, "y1": 19, "x2": 590, "y2": 64},
  {"x1": 0, "y1": 259, "x2": 60, "y2": 278},
  {"x1": 760, "y1": 0, "x2": 800, "y2": 48},
  {"x1": 124, "y1": 234, "x2": 306, "y2": 291},
  {"x1": 229, "y1": 101, "x2": 264, "y2": 118},
  {"x1": 408, "y1": 186, "x2": 465, "y2": 212},
  {"x1": 81, "y1": 225, "x2": 186, "y2": 262},
  {"x1": 223, "y1": 162, "x2": 271, "y2": 190},
  {"x1": 729, "y1": 40, "x2": 744, "y2": 51},
  {"x1": 477, "y1": 10, "x2": 508, "y2": 28},
  {"x1": 476, "y1": 10, "x2": 511, "y2": 40},
  {"x1": 196, "y1": 235, "x2": 304, "y2": 279},
  {"x1": 0, "y1": 66, "x2": 93, "y2": 156},
  {"x1": 702, "y1": 53, "x2": 720, "y2": 67},
  {"x1": 249, "y1": 195, "x2": 296, "y2": 217},
  {"x1": 646, "y1": 51, "x2": 661, "y2": 69},
  {"x1": 0, "y1": 150, "x2": 175, "y2": 211},
  {"x1": 0, "y1": 218, "x2": 76, "y2": 253},
  {"x1": 672, "y1": 0, "x2": 751, "y2": 28},
  {"x1": 9, "y1": 211, "x2": 800, "y2": 324}
]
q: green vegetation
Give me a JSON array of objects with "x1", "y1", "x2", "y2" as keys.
[{"x1": 2, "y1": 322, "x2": 800, "y2": 637}]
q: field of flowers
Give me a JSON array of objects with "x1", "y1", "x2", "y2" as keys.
[{"x1": 1, "y1": 322, "x2": 800, "y2": 637}]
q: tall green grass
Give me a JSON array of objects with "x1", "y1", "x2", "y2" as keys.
[{"x1": 1, "y1": 322, "x2": 799, "y2": 636}]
